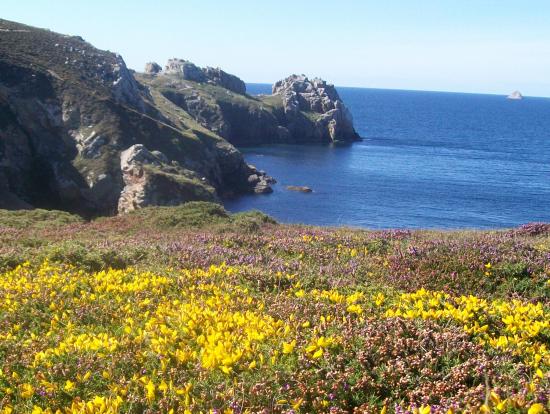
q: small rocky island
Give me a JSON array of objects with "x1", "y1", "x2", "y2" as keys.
[
  {"x1": 507, "y1": 90, "x2": 523, "y2": 100},
  {"x1": 286, "y1": 185, "x2": 313, "y2": 193}
]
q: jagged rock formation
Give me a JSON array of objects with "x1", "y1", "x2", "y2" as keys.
[
  {"x1": 247, "y1": 165, "x2": 276, "y2": 194},
  {"x1": 139, "y1": 62, "x2": 360, "y2": 146},
  {"x1": 144, "y1": 62, "x2": 162, "y2": 75},
  {"x1": 160, "y1": 59, "x2": 246, "y2": 94},
  {"x1": 272, "y1": 75, "x2": 360, "y2": 142},
  {"x1": 118, "y1": 145, "x2": 216, "y2": 213},
  {"x1": 0, "y1": 19, "x2": 267, "y2": 215}
]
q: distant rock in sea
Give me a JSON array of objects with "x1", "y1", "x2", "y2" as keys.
[
  {"x1": 507, "y1": 91, "x2": 523, "y2": 100},
  {"x1": 286, "y1": 185, "x2": 312, "y2": 193}
]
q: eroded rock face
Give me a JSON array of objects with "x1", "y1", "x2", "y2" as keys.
[
  {"x1": 0, "y1": 19, "x2": 265, "y2": 215},
  {"x1": 203, "y1": 67, "x2": 246, "y2": 95},
  {"x1": 272, "y1": 75, "x2": 360, "y2": 142},
  {"x1": 118, "y1": 145, "x2": 217, "y2": 213},
  {"x1": 142, "y1": 66, "x2": 361, "y2": 147},
  {"x1": 111, "y1": 54, "x2": 145, "y2": 110},
  {"x1": 163, "y1": 59, "x2": 246, "y2": 94},
  {"x1": 144, "y1": 62, "x2": 162, "y2": 75}
]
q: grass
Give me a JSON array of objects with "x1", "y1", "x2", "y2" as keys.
[
  {"x1": 0, "y1": 209, "x2": 83, "y2": 229},
  {"x1": 120, "y1": 202, "x2": 274, "y2": 230},
  {"x1": 0, "y1": 206, "x2": 548, "y2": 413}
]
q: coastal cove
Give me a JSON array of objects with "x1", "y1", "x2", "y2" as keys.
[{"x1": 225, "y1": 85, "x2": 550, "y2": 229}]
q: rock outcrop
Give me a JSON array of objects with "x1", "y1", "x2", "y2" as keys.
[
  {"x1": 247, "y1": 165, "x2": 276, "y2": 194},
  {"x1": 160, "y1": 59, "x2": 246, "y2": 94},
  {"x1": 286, "y1": 185, "x2": 312, "y2": 193},
  {"x1": 144, "y1": 62, "x2": 162, "y2": 75},
  {"x1": 118, "y1": 145, "x2": 216, "y2": 213},
  {"x1": 139, "y1": 63, "x2": 360, "y2": 146},
  {"x1": 272, "y1": 75, "x2": 360, "y2": 142},
  {"x1": 507, "y1": 90, "x2": 523, "y2": 100},
  {"x1": 0, "y1": 19, "x2": 267, "y2": 215}
]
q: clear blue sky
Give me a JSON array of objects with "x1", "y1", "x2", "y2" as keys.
[{"x1": 3, "y1": 0, "x2": 550, "y2": 96}]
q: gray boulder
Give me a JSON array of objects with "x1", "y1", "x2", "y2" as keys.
[
  {"x1": 118, "y1": 145, "x2": 217, "y2": 213},
  {"x1": 144, "y1": 62, "x2": 162, "y2": 74},
  {"x1": 286, "y1": 185, "x2": 312, "y2": 193},
  {"x1": 164, "y1": 59, "x2": 207, "y2": 82}
]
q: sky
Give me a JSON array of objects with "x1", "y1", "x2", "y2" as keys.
[{"x1": 3, "y1": 0, "x2": 550, "y2": 96}]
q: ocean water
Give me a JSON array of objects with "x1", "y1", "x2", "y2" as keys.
[{"x1": 224, "y1": 84, "x2": 550, "y2": 229}]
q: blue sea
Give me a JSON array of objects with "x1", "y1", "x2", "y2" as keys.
[{"x1": 224, "y1": 83, "x2": 550, "y2": 229}]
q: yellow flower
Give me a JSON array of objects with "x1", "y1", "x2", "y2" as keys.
[
  {"x1": 292, "y1": 398, "x2": 304, "y2": 410},
  {"x1": 282, "y1": 340, "x2": 296, "y2": 354},
  {"x1": 312, "y1": 348, "x2": 324, "y2": 359},
  {"x1": 374, "y1": 293, "x2": 385, "y2": 306},
  {"x1": 528, "y1": 403, "x2": 545, "y2": 414},
  {"x1": 347, "y1": 304, "x2": 363, "y2": 315},
  {"x1": 145, "y1": 379, "x2": 155, "y2": 402},
  {"x1": 419, "y1": 405, "x2": 431, "y2": 414},
  {"x1": 220, "y1": 365, "x2": 232, "y2": 374},
  {"x1": 20, "y1": 383, "x2": 34, "y2": 399},
  {"x1": 63, "y1": 380, "x2": 75, "y2": 392}
]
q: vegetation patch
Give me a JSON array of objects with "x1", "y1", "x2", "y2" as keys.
[{"x1": 0, "y1": 209, "x2": 548, "y2": 413}]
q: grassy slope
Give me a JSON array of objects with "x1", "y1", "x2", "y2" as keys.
[{"x1": 0, "y1": 206, "x2": 548, "y2": 413}]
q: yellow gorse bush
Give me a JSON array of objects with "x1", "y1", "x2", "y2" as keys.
[
  {"x1": 0, "y1": 262, "x2": 297, "y2": 413},
  {"x1": 385, "y1": 288, "x2": 550, "y2": 370},
  {"x1": 0, "y1": 261, "x2": 548, "y2": 413}
]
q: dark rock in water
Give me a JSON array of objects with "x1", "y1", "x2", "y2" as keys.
[
  {"x1": 253, "y1": 180, "x2": 273, "y2": 194},
  {"x1": 286, "y1": 185, "x2": 312, "y2": 193},
  {"x1": 247, "y1": 164, "x2": 275, "y2": 194},
  {"x1": 0, "y1": 19, "x2": 261, "y2": 215}
]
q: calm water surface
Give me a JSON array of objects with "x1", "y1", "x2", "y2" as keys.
[{"x1": 224, "y1": 84, "x2": 550, "y2": 229}]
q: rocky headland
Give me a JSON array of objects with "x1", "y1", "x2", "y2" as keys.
[
  {"x1": 139, "y1": 64, "x2": 360, "y2": 146},
  {"x1": 0, "y1": 19, "x2": 359, "y2": 215}
]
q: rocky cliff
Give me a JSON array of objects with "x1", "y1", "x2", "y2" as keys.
[
  {"x1": 0, "y1": 19, "x2": 265, "y2": 215},
  {"x1": 271, "y1": 75, "x2": 360, "y2": 142},
  {"x1": 0, "y1": 20, "x2": 360, "y2": 215},
  {"x1": 139, "y1": 62, "x2": 360, "y2": 146}
]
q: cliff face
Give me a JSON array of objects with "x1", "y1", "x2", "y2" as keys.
[
  {"x1": 0, "y1": 20, "x2": 263, "y2": 215},
  {"x1": 0, "y1": 20, "x2": 361, "y2": 215},
  {"x1": 271, "y1": 75, "x2": 360, "y2": 142},
  {"x1": 139, "y1": 62, "x2": 361, "y2": 146}
]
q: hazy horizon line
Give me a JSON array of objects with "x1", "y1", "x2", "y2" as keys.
[{"x1": 243, "y1": 81, "x2": 550, "y2": 99}]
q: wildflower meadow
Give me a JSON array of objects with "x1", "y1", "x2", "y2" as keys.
[{"x1": 0, "y1": 204, "x2": 548, "y2": 413}]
